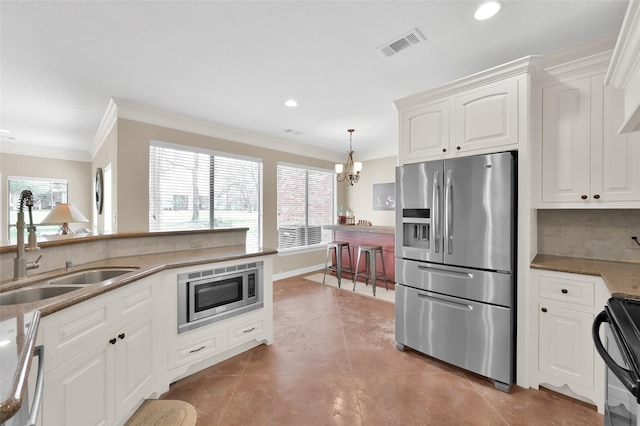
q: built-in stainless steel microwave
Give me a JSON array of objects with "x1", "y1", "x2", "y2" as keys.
[{"x1": 177, "y1": 261, "x2": 263, "y2": 334}]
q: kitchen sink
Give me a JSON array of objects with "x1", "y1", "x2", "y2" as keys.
[
  {"x1": 0, "y1": 286, "x2": 81, "y2": 305},
  {"x1": 47, "y1": 268, "x2": 137, "y2": 285}
]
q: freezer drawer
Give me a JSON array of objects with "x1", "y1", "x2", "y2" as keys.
[
  {"x1": 396, "y1": 258, "x2": 512, "y2": 307},
  {"x1": 395, "y1": 284, "x2": 514, "y2": 386}
]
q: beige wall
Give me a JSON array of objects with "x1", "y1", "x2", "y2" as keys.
[
  {"x1": 0, "y1": 152, "x2": 91, "y2": 245},
  {"x1": 114, "y1": 118, "x2": 343, "y2": 276},
  {"x1": 92, "y1": 122, "x2": 118, "y2": 234},
  {"x1": 344, "y1": 155, "x2": 397, "y2": 227},
  {"x1": 1, "y1": 123, "x2": 398, "y2": 276}
]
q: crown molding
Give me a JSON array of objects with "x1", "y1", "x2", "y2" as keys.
[
  {"x1": 540, "y1": 32, "x2": 618, "y2": 70},
  {"x1": 394, "y1": 55, "x2": 539, "y2": 110},
  {"x1": 111, "y1": 99, "x2": 344, "y2": 163},
  {"x1": 89, "y1": 98, "x2": 118, "y2": 161},
  {"x1": 605, "y1": 1, "x2": 640, "y2": 87},
  {"x1": 0, "y1": 141, "x2": 91, "y2": 162}
]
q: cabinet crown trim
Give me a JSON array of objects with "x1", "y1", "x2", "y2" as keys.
[
  {"x1": 394, "y1": 55, "x2": 538, "y2": 109},
  {"x1": 605, "y1": 0, "x2": 640, "y2": 88},
  {"x1": 540, "y1": 50, "x2": 612, "y2": 83}
]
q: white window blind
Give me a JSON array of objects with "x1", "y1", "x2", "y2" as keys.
[
  {"x1": 277, "y1": 163, "x2": 335, "y2": 250},
  {"x1": 7, "y1": 176, "x2": 68, "y2": 244},
  {"x1": 149, "y1": 142, "x2": 262, "y2": 250}
]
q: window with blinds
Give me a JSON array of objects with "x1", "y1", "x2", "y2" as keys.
[
  {"x1": 7, "y1": 177, "x2": 68, "y2": 244},
  {"x1": 276, "y1": 162, "x2": 335, "y2": 250},
  {"x1": 149, "y1": 141, "x2": 262, "y2": 250}
]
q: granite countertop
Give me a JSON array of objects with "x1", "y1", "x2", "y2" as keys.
[
  {"x1": 531, "y1": 254, "x2": 640, "y2": 299},
  {"x1": 323, "y1": 224, "x2": 395, "y2": 234},
  {"x1": 0, "y1": 245, "x2": 277, "y2": 423}
]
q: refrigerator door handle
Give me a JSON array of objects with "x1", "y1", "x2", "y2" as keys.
[
  {"x1": 445, "y1": 169, "x2": 453, "y2": 255},
  {"x1": 417, "y1": 264, "x2": 473, "y2": 279},
  {"x1": 417, "y1": 291, "x2": 473, "y2": 311},
  {"x1": 432, "y1": 170, "x2": 441, "y2": 253}
]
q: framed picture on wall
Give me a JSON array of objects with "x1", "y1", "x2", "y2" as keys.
[{"x1": 373, "y1": 182, "x2": 395, "y2": 210}]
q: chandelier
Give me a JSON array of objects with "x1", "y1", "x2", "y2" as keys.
[{"x1": 335, "y1": 129, "x2": 362, "y2": 186}]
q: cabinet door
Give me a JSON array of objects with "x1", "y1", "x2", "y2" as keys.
[
  {"x1": 114, "y1": 313, "x2": 156, "y2": 421},
  {"x1": 592, "y1": 76, "x2": 640, "y2": 202},
  {"x1": 541, "y1": 77, "x2": 592, "y2": 203},
  {"x1": 400, "y1": 99, "x2": 450, "y2": 162},
  {"x1": 454, "y1": 79, "x2": 519, "y2": 153},
  {"x1": 44, "y1": 339, "x2": 115, "y2": 426},
  {"x1": 538, "y1": 304, "x2": 594, "y2": 388}
]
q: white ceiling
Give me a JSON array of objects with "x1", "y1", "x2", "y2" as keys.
[{"x1": 0, "y1": 0, "x2": 630, "y2": 162}]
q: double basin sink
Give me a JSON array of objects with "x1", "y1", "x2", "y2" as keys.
[{"x1": 0, "y1": 268, "x2": 138, "y2": 305}]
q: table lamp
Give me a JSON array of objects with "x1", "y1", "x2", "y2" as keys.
[{"x1": 40, "y1": 203, "x2": 90, "y2": 235}]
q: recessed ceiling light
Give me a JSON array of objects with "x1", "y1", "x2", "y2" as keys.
[
  {"x1": 474, "y1": 1, "x2": 502, "y2": 21},
  {"x1": 284, "y1": 99, "x2": 298, "y2": 107}
]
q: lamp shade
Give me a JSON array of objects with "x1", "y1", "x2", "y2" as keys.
[{"x1": 40, "y1": 203, "x2": 90, "y2": 225}]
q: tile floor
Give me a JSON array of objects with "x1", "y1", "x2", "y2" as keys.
[{"x1": 161, "y1": 274, "x2": 603, "y2": 425}]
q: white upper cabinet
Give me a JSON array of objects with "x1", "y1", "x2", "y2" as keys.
[
  {"x1": 395, "y1": 57, "x2": 533, "y2": 165},
  {"x1": 539, "y1": 55, "x2": 640, "y2": 207},
  {"x1": 400, "y1": 99, "x2": 450, "y2": 160},
  {"x1": 541, "y1": 76, "x2": 593, "y2": 203},
  {"x1": 454, "y1": 79, "x2": 519, "y2": 152}
]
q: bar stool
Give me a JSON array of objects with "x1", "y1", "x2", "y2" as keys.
[
  {"x1": 353, "y1": 245, "x2": 388, "y2": 297},
  {"x1": 322, "y1": 241, "x2": 354, "y2": 288}
]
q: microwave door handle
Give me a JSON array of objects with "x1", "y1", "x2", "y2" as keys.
[
  {"x1": 592, "y1": 311, "x2": 639, "y2": 395},
  {"x1": 445, "y1": 169, "x2": 453, "y2": 255},
  {"x1": 432, "y1": 171, "x2": 440, "y2": 253}
]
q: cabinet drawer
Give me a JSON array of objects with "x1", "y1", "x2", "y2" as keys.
[
  {"x1": 167, "y1": 330, "x2": 224, "y2": 369},
  {"x1": 114, "y1": 282, "x2": 154, "y2": 319},
  {"x1": 538, "y1": 274, "x2": 595, "y2": 307},
  {"x1": 228, "y1": 319, "x2": 264, "y2": 347},
  {"x1": 42, "y1": 297, "x2": 111, "y2": 360}
]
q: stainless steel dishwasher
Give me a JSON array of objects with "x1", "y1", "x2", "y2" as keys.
[{"x1": 2, "y1": 345, "x2": 45, "y2": 426}]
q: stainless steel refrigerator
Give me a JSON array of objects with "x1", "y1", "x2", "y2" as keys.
[{"x1": 395, "y1": 151, "x2": 516, "y2": 391}]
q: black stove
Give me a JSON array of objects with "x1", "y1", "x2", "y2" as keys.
[{"x1": 594, "y1": 297, "x2": 640, "y2": 425}]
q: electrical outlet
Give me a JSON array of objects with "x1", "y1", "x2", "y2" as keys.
[{"x1": 628, "y1": 233, "x2": 640, "y2": 250}]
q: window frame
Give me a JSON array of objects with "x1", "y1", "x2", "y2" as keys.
[
  {"x1": 7, "y1": 176, "x2": 69, "y2": 244},
  {"x1": 149, "y1": 140, "x2": 263, "y2": 249},
  {"x1": 276, "y1": 161, "x2": 336, "y2": 252}
]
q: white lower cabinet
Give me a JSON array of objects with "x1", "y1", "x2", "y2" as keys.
[
  {"x1": 39, "y1": 277, "x2": 160, "y2": 426},
  {"x1": 167, "y1": 330, "x2": 225, "y2": 370},
  {"x1": 538, "y1": 305, "x2": 594, "y2": 388},
  {"x1": 163, "y1": 258, "x2": 274, "y2": 384},
  {"x1": 530, "y1": 269, "x2": 609, "y2": 413},
  {"x1": 44, "y1": 333, "x2": 115, "y2": 426},
  {"x1": 114, "y1": 313, "x2": 156, "y2": 421},
  {"x1": 34, "y1": 255, "x2": 274, "y2": 426}
]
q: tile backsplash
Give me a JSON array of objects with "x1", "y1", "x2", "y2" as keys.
[{"x1": 537, "y1": 209, "x2": 640, "y2": 261}]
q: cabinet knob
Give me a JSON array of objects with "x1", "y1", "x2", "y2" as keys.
[
  {"x1": 118, "y1": 333, "x2": 125, "y2": 340},
  {"x1": 581, "y1": 195, "x2": 588, "y2": 200},
  {"x1": 109, "y1": 338, "x2": 117, "y2": 345},
  {"x1": 593, "y1": 194, "x2": 600, "y2": 200},
  {"x1": 456, "y1": 146, "x2": 461, "y2": 151},
  {"x1": 541, "y1": 307, "x2": 548, "y2": 313},
  {"x1": 442, "y1": 148, "x2": 447, "y2": 153},
  {"x1": 561, "y1": 288, "x2": 568, "y2": 294}
]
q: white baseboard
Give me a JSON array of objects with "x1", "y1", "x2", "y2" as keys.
[{"x1": 273, "y1": 263, "x2": 324, "y2": 281}]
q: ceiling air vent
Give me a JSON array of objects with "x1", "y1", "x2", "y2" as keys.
[{"x1": 377, "y1": 29, "x2": 425, "y2": 58}]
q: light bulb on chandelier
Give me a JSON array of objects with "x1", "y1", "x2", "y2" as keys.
[{"x1": 335, "y1": 129, "x2": 362, "y2": 186}]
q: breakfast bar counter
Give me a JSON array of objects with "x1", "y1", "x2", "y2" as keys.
[
  {"x1": 0, "y1": 240, "x2": 277, "y2": 424},
  {"x1": 323, "y1": 225, "x2": 396, "y2": 286}
]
